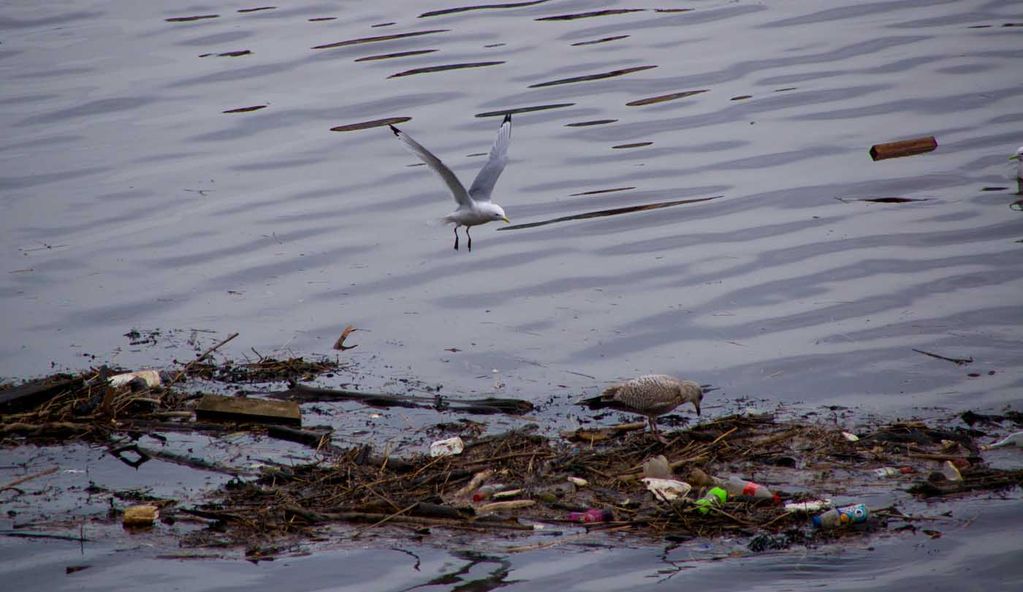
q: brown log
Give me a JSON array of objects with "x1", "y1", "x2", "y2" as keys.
[{"x1": 869, "y1": 136, "x2": 937, "y2": 161}]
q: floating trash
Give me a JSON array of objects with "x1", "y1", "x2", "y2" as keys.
[
  {"x1": 982, "y1": 431, "x2": 1023, "y2": 450},
  {"x1": 123, "y1": 504, "x2": 159, "y2": 528},
  {"x1": 812, "y1": 503, "x2": 869, "y2": 528},
  {"x1": 641, "y1": 477, "x2": 692, "y2": 502},
  {"x1": 108, "y1": 370, "x2": 163, "y2": 389},
  {"x1": 430, "y1": 436, "x2": 464, "y2": 457},
  {"x1": 784, "y1": 499, "x2": 832, "y2": 514}
]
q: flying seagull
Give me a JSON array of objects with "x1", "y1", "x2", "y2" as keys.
[
  {"x1": 578, "y1": 375, "x2": 703, "y2": 443},
  {"x1": 390, "y1": 114, "x2": 512, "y2": 251}
]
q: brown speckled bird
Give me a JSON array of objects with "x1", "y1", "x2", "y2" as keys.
[{"x1": 579, "y1": 375, "x2": 703, "y2": 443}]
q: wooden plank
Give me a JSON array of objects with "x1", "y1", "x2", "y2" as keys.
[
  {"x1": 0, "y1": 376, "x2": 80, "y2": 412},
  {"x1": 194, "y1": 394, "x2": 301, "y2": 426}
]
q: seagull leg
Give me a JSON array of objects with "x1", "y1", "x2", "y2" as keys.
[
  {"x1": 649, "y1": 417, "x2": 669, "y2": 444},
  {"x1": 453, "y1": 227, "x2": 459, "y2": 251},
  {"x1": 466, "y1": 227, "x2": 472, "y2": 252}
]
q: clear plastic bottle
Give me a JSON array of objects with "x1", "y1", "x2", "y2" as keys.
[
  {"x1": 712, "y1": 475, "x2": 775, "y2": 500},
  {"x1": 812, "y1": 503, "x2": 869, "y2": 528}
]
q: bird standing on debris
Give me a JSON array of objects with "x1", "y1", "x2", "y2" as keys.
[
  {"x1": 1011, "y1": 146, "x2": 1023, "y2": 195},
  {"x1": 578, "y1": 375, "x2": 703, "y2": 443},
  {"x1": 390, "y1": 114, "x2": 512, "y2": 251}
]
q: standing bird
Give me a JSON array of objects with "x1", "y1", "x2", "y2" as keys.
[
  {"x1": 578, "y1": 375, "x2": 703, "y2": 443},
  {"x1": 390, "y1": 114, "x2": 512, "y2": 251},
  {"x1": 1011, "y1": 146, "x2": 1023, "y2": 195}
]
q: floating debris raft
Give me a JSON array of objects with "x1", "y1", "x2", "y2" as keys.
[
  {"x1": 3, "y1": 357, "x2": 1022, "y2": 556},
  {"x1": 179, "y1": 412, "x2": 1023, "y2": 555}
]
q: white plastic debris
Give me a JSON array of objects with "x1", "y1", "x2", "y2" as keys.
[
  {"x1": 841, "y1": 431, "x2": 860, "y2": 442},
  {"x1": 108, "y1": 370, "x2": 162, "y2": 389},
  {"x1": 784, "y1": 499, "x2": 833, "y2": 514},
  {"x1": 641, "y1": 478, "x2": 692, "y2": 502},
  {"x1": 982, "y1": 431, "x2": 1023, "y2": 450},
  {"x1": 567, "y1": 476, "x2": 588, "y2": 487},
  {"x1": 430, "y1": 436, "x2": 465, "y2": 457},
  {"x1": 941, "y1": 460, "x2": 963, "y2": 482}
]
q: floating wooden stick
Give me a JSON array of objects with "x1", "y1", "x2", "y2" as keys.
[
  {"x1": 869, "y1": 136, "x2": 937, "y2": 161},
  {"x1": 0, "y1": 466, "x2": 58, "y2": 492},
  {"x1": 912, "y1": 348, "x2": 973, "y2": 366}
]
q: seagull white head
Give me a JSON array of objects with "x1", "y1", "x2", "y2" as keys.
[{"x1": 481, "y1": 202, "x2": 510, "y2": 224}]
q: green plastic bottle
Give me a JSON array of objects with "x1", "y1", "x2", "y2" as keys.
[{"x1": 695, "y1": 486, "x2": 728, "y2": 514}]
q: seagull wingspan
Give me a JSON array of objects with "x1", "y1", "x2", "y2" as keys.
[
  {"x1": 468, "y1": 113, "x2": 511, "y2": 202},
  {"x1": 390, "y1": 125, "x2": 471, "y2": 207}
]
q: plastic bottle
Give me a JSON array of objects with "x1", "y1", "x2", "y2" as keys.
[
  {"x1": 872, "y1": 466, "x2": 915, "y2": 478},
  {"x1": 812, "y1": 503, "x2": 869, "y2": 528},
  {"x1": 566, "y1": 508, "x2": 613, "y2": 523},
  {"x1": 695, "y1": 487, "x2": 728, "y2": 515},
  {"x1": 712, "y1": 475, "x2": 775, "y2": 500},
  {"x1": 940, "y1": 461, "x2": 962, "y2": 482},
  {"x1": 472, "y1": 484, "x2": 508, "y2": 502}
]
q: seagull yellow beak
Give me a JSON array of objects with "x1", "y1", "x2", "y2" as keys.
[
  {"x1": 1011, "y1": 154, "x2": 1021, "y2": 161},
  {"x1": 501, "y1": 216, "x2": 510, "y2": 223}
]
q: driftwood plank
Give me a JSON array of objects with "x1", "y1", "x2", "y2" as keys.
[{"x1": 195, "y1": 394, "x2": 300, "y2": 426}]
